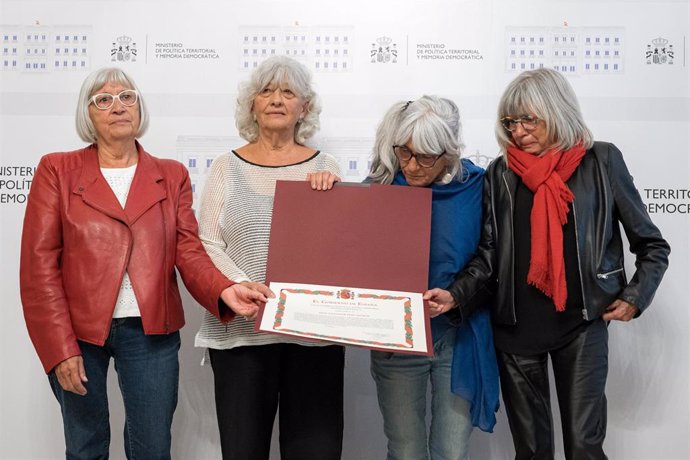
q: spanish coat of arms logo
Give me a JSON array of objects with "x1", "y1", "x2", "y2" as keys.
[
  {"x1": 645, "y1": 37, "x2": 674, "y2": 65},
  {"x1": 371, "y1": 36, "x2": 398, "y2": 64},
  {"x1": 111, "y1": 35, "x2": 137, "y2": 62}
]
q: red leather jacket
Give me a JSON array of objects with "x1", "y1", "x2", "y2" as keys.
[{"x1": 20, "y1": 143, "x2": 234, "y2": 373}]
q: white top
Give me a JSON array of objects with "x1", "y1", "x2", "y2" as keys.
[
  {"x1": 100, "y1": 164, "x2": 140, "y2": 318},
  {"x1": 194, "y1": 150, "x2": 341, "y2": 350}
]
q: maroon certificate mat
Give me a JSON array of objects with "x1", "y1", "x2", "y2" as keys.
[{"x1": 258, "y1": 180, "x2": 433, "y2": 355}]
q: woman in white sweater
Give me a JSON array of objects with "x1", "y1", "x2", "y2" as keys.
[{"x1": 195, "y1": 56, "x2": 343, "y2": 460}]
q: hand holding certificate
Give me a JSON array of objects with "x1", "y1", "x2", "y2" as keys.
[{"x1": 258, "y1": 180, "x2": 433, "y2": 355}]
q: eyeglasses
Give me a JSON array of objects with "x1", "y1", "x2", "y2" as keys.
[
  {"x1": 90, "y1": 89, "x2": 138, "y2": 110},
  {"x1": 500, "y1": 115, "x2": 540, "y2": 132},
  {"x1": 257, "y1": 86, "x2": 297, "y2": 99},
  {"x1": 393, "y1": 146, "x2": 445, "y2": 168}
]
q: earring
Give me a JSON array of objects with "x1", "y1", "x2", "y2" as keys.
[
  {"x1": 440, "y1": 172, "x2": 453, "y2": 184},
  {"x1": 252, "y1": 113, "x2": 257, "y2": 122}
]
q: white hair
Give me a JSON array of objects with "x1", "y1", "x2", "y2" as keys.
[
  {"x1": 367, "y1": 95, "x2": 464, "y2": 185},
  {"x1": 495, "y1": 68, "x2": 593, "y2": 156},
  {"x1": 75, "y1": 67, "x2": 148, "y2": 143},
  {"x1": 235, "y1": 56, "x2": 321, "y2": 144}
]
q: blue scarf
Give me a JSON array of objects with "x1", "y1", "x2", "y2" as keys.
[
  {"x1": 393, "y1": 158, "x2": 499, "y2": 432},
  {"x1": 392, "y1": 159, "x2": 484, "y2": 340}
]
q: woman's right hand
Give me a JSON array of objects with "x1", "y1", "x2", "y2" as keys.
[
  {"x1": 221, "y1": 283, "x2": 274, "y2": 320},
  {"x1": 54, "y1": 355, "x2": 88, "y2": 395},
  {"x1": 423, "y1": 288, "x2": 458, "y2": 318}
]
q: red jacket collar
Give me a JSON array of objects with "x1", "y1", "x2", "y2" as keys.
[{"x1": 73, "y1": 142, "x2": 166, "y2": 224}]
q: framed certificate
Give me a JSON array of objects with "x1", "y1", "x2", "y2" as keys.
[{"x1": 259, "y1": 180, "x2": 433, "y2": 355}]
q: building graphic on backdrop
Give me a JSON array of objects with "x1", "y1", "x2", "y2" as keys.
[
  {"x1": 316, "y1": 137, "x2": 373, "y2": 179},
  {"x1": 239, "y1": 26, "x2": 353, "y2": 72},
  {"x1": 1, "y1": 24, "x2": 91, "y2": 72},
  {"x1": 645, "y1": 36, "x2": 674, "y2": 65},
  {"x1": 178, "y1": 135, "x2": 372, "y2": 204},
  {"x1": 505, "y1": 26, "x2": 624, "y2": 75},
  {"x1": 177, "y1": 136, "x2": 240, "y2": 206},
  {"x1": 178, "y1": 136, "x2": 495, "y2": 202}
]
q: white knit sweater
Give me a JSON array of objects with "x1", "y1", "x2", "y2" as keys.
[{"x1": 194, "y1": 150, "x2": 341, "y2": 350}]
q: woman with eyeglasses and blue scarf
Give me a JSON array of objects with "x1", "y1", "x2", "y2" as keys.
[{"x1": 365, "y1": 95, "x2": 499, "y2": 460}]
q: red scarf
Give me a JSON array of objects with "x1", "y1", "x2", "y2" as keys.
[{"x1": 507, "y1": 144, "x2": 586, "y2": 311}]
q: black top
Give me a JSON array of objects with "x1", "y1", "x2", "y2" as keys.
[{"x1": 493, "y1": 181, "x2": 589, "y2": 355}]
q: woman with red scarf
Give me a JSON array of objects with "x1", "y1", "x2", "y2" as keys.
[{"x1": 426, "y1": 68, "x2": 670, "y2": 459}]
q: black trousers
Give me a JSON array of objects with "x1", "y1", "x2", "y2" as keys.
[
  {"x1": 209, "y1": 343, "x2": 344, "y2": 460},
  {"x1": 497, "y1": 319, "x2": 609, "y2": 460}
]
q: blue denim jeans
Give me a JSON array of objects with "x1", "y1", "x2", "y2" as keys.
[
  {"x1": 48, "y1": 317, "x2": 180, "y2": 460},
  {"x1": 371, "y1": 328, "x2": 472, "y2": 460}
]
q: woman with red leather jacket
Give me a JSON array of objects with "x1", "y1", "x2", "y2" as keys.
[{"x1": 19, "y1": 67, "x2": 270, "y2": 460}]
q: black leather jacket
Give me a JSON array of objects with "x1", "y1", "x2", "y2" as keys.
[{"x1": 448, "y1": 142, "x2": 670, "y2": 325}]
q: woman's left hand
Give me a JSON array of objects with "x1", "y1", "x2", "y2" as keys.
[
  {"x1": 306, "y1": 171, "x2": 340, "y2": 191},
  {"x1": 423, "y1": 288, "x2": 457, "y2": 318},
  {"x1": 602, "y1": 299, "x2": 638, "y2": 322}
]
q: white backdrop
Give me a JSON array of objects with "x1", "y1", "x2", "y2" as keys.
[{"x1": 1, "y1": 1, "x2": 688, "y2": 459}]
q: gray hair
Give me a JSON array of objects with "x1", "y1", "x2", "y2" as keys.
[
  {"x1": 367, "y1": 95, "x2": 464, "y2": 185},
  {"x1": 495, "y1": 68, "x2": 593, "y2": 156},
  {"x1": 235, "y1": 56, "x2": 321, "y2": 144},
  {"x1": 75, "y1": 67, "x2": 149, "y2": 143}
]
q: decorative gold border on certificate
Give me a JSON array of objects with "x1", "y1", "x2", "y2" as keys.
[{"x1": 272, "y1": 289, "x2": 414, "y2": 349}]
